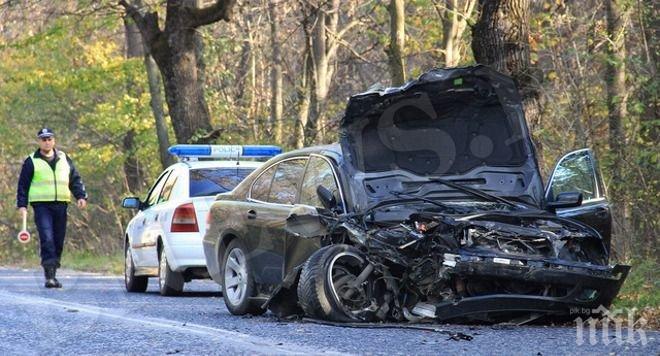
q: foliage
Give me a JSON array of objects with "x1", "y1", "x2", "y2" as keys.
[
  {"x1": 0, "y1": 13, "x2": 164, "y2": 260},
  {"x1": 614, "y1": 259, "x2": 660, "y2": 309}
]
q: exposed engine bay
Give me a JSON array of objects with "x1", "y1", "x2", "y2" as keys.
[{"x1": 279, "y1": 204, "x2": 629, "y2": 324}]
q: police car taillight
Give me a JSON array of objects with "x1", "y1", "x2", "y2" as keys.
[{"x1": 171, "y1": 203, "x2": 199, "y2": 233}]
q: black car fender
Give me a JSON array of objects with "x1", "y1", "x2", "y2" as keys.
[{"x1": 216, "y1": 228, "x2": 243, "y2": 276}]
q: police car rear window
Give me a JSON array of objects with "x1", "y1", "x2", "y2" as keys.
[{"x1": 189, "y1": 168, "x2": 255, "y2": 197}]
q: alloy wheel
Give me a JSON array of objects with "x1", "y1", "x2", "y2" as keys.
[{"x1": 224, "y1": 248, "x2": 248, "y2": 306}]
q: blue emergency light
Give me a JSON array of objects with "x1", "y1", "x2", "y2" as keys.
[{"x1": 168, "y1": 144, "x2": 282, "y2": 160}]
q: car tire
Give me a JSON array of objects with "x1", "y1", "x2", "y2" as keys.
[
  {"x1": 124, "y1": 243, "x2": 148, "y2": 293},
  {"x1": 297, "y1": 244, "x2": 375, "y2": 322},
  {"x1": 221, "y1": 239, "x2": 265, "y2": 315},
  {"x1": 158, "y1": 247, "x2": 184, "y2": 296}
]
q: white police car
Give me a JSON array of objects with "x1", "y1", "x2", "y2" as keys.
[{"x1": 121, "y1": 145, "x2": 281, "y2": 295}]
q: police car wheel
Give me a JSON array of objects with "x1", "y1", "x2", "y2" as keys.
[
  {"x1": 221, "y1": 239, "x2": 265, "y2": 315},
  {"x1": 158, "y1": 247, "x2": 184, "y2": 296},
  {"x1": 124, "y1": 244, "x2": 148, "y2": 293}
]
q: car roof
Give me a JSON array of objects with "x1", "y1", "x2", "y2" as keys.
[
  {"x1": 171, "y1": 160, "x2": 264, "y2": 170},
  {"x1": 270, "y1": 143, "x2": 342, "y2": 161}
]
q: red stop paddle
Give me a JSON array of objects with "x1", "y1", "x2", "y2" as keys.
[{"x1": 17, "y1": 210, "x2": 31, "y2": 244}]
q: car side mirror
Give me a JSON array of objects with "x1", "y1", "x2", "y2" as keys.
[
  {"x1": 316, "y1": 185, "x2": 337, "y2": 210},
  {"x1": 547, "y1": 192, "x2": 583, "y2": 211},
  {"x1": 122, "y1": 197, "x2": 142, "y2": 210}
]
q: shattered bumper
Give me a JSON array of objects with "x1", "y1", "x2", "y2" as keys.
[{"x1": 435, "y1": 256, "x2": 630, "y2": 321}]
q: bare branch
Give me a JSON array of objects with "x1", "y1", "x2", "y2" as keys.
[
  {"x1": 118, "y1": 0, "x2": 161, "y2": 44},
  {"x1": 188, "y1": 0, "x2": 237, "y2": 28},
  {"x1": 326, "y1": 18, "x2": 362, "y2": 60}
]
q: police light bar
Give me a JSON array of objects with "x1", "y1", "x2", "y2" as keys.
[{"x1": 168, "y1": 145, "x2": 282, "y2": 159}]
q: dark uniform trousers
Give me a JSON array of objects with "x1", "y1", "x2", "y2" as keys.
[{"x1": 32, "y1": 202, "x2": 68, "y2": 268}]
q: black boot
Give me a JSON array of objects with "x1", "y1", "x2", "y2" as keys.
[{"x1": 44, "y1": 266, "x2": 62, "y2": 289}]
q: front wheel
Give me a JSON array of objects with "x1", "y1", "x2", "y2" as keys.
[
  {"x1": 124, "y1": 243, "x2": 148, "y2": 293},
  {"x1": 297, "y1": 244, "x2": 376, "y2": 322}
]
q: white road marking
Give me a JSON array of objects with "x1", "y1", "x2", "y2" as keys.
[
  {"x1": 0, "y1": 275, "x2": 121, "y2": 280},
  {"x1": 0, "y1": 289, "x2": 347, "y2": 355}
]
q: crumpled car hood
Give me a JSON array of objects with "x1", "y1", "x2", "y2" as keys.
[{"x1": 339, "y1": 65, "x2": 545, "y2": 207}]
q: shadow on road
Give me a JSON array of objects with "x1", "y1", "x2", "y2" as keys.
[{"x1": 145, "y1": 291, "x2": 222, "y2": 298}]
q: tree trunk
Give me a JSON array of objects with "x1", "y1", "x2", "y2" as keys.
[
  {"x1": 304, "y1": 0, "x2": 342, "y2": 145},
  {"x1": 248, "y1": 28, "x2": 259, "y2": 141},
  {"x1": 120, "y1": 0, "x2": 237, "y2": 144},
  {"x1": 471, "y1": 0, "x2": 545, "y2": 169},
  {"x1": 306, "y1": 6, "x2": 329, "y2": 145},
  {"x1": 124, "y1": 7, "x2": 173, "y2": 170},
  {"x1": 153, "y1": 30, "x2": 213, "y2": 144},
  {"x1": 193, "y1": 26, "x2": 206, "y2": 91},
  {"x1": 235, "y1": 39, "x2": 251, "y2": 106},
  {"x1": 637, "y1": 0, "x2": 658, "y2": 258},
  {"x1": 269, "y1": 2, "x2": 284, "y2": 143},
  {"x1": 605, "y1": 0, "x2": 628, "y2": 258},
  {"x1": 295, "y1": 43, "x2": 312, "y2": 149},
  {"x1": 387, "y1": 0, "x2": 406, "y2": 86},
  {"x1": 235, "y1": 12, "x2": 259, "y2": 139},
  {"x1": 438, "y1": 0, "x2": 476, "y2": 66},
  {"x1": 144, "y1": 52, "x2": 174, "y2": 169},
  {"x1": 122, "y1": 130, "x2": 144, "y2": 193},
  {"x1": 122, "y1": 16, "x2": 146, "y2": 193}
]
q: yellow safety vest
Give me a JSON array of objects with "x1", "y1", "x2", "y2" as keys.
[{"x1": 28, "y1": 151, "x2": 71, "y2": 203}]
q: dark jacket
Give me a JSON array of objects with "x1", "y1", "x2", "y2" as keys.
[{"x1": 16, "y1": 149, "x2": 88, "y2": 208}]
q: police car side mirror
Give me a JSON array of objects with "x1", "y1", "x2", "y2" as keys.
[{"x1": 122, "y1": 197, "x2": 142, "y2": 210}]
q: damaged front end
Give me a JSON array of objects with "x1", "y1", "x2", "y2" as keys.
[
  {"x1": 266, "y1": 66, "x2": 628, "y2": 325},
  {"x1": 283, "y1": 207, "x2": 630, "y2": 324}
]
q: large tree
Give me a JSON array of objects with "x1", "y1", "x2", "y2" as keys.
[
  {"x1": 471, "y1": 0, "x2": 544, "y2": 161},
  {"x1": 605, "y1": 0, "x2": 629, "y2": 256},
  {"x1": 123, "y1": 14, "x2": 173, "y2": 171},
  {"x1": 387, "y1": 0, "x2": 406, "y2": 86},
  {"x1": 119, "y1": 0, "x2": 236, "y2": 144},
  {"x1": 122, "y1": 16, "x2": 147, "y2": 193}
]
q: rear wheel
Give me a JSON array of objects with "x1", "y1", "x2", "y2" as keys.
[
  {"x1": 222, "y1": 239, "x2": 265, "y2": 315},
  {"x1": 159, "y1": 247, "x2": 184, "y2": 296},
  {"x1": 297, "y1": 244, "x2": 376, "y2": 322},
  {"x1": 124, "y1": 243, "x2": 148, "y2": 293}
]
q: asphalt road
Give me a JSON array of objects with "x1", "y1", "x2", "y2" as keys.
[{"x1": 0, "y1": 267, "x2": 657, "y2": 355}]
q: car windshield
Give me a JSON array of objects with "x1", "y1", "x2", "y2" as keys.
[
  {"x1": 367, "y1": 197, "x2": 517, "y2": 218},
  {"x1": 189, "y1": 168, "x2": 254, "y2": 197},
  {"x1": 400, "y1": 177, "x2": 519, "y2": 208}
]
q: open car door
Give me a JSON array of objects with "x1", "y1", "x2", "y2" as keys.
[{"x1": 545, "y1": 149, "x2": 612, "y2": 254}]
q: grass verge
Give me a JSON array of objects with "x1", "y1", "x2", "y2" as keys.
[
  {"x1": 60, "y1": 251, "x2": 123, "y2": 275},
  {"x1": 6, "y1": 250, "x2": 123, "y2": 275},
  {"x1": 612, "y1": 259, "x2": 659, "y2": 329}
]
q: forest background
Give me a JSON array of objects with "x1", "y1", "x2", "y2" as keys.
[{"x1": 0, "y1": 0, "x2": 656, "y2": 313}]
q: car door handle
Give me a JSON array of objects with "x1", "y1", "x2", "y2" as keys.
[{"x1": 247, "y1": 210, "x2": 257, "y2": 220}]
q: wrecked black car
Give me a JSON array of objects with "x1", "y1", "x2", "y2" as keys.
[{"x1": 203, "y1": 65, "x2": 629, "y2": 324}]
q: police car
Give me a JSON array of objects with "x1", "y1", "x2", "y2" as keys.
[{"x1": 121, "y1": 144, "x2": 281, "y2": 295}]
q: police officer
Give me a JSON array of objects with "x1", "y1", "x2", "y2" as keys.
[{"x1": 16, "y1": 128, "x2": 88, "y2": 288}]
